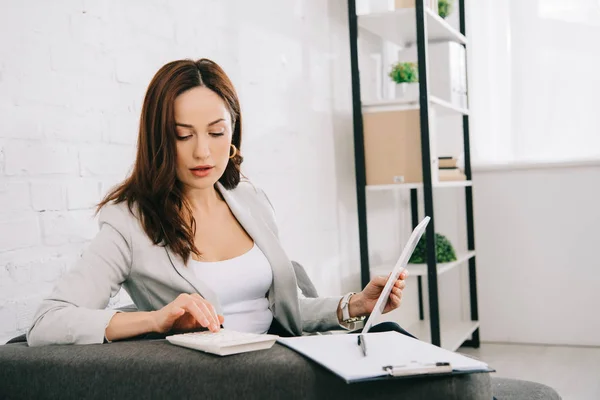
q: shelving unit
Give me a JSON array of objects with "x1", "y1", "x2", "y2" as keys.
[
  {"x1": 347, "y1": 0, "x2": 480, "y2": 351},
  {"x1": 357, "y1": 7, "x2": 467, "y2": 46}
]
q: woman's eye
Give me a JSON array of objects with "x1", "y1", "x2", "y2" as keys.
[
  {"x1": 177, "y1": 135, "x2": 193, "y2": 141},
  {"x1": 210, "y1": 131, "x2": 225, "y2": 137}
]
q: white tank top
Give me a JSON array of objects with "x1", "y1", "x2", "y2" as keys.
[{"x1": 188, "y1": 243, "x2": 274, "y2": 334}]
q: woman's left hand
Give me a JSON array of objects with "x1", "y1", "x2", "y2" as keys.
[{"x1": 345, "y1": 270, "x2": 408, "y2": 319}]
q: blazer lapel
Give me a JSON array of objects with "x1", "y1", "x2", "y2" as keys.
[{"x1": 216, "y1": 182, "x2": 302, "y2": 335}]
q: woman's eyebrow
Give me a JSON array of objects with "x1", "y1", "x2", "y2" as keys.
[
  {"x1": 207, "y1": 118, "x2": 225, "y2": 127},
  {"x1": 175, "y1": 119, "x2": 225, "y2": 129}
]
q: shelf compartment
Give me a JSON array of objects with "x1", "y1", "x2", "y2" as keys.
[{"x1": 357, "y1": 7, "x2": 467, "y2": 47}]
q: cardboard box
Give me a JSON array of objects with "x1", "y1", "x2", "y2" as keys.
[{"x1": 363, "y1": 108, "x2": 438, "y2": 185}]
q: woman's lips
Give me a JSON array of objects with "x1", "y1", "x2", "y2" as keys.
[{"x1": 190, "y1": 166, "x2": 213, "y2": 178}]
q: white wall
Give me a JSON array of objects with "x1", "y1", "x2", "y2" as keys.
[
  {"x1": 0, "y1": 0, "x2": 360, "y2": 344},
  {"x1": 472, "y1": 163, "x2": 600, "y2": 346}
]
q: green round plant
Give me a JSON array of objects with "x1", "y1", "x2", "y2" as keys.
[
  {"x1": 388, "y1": 62, "x2": 418, "y2": 84},
  {"x1": 409, "y1": 233, "x2": 457, "y2": 264},
  {"x1": 438, "y1": 0, "x2": 455, "y2": 19}
]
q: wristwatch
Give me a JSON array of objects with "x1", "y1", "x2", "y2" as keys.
[{"x1": 340, "y1": 292, "x2": 365, "y2": 325}]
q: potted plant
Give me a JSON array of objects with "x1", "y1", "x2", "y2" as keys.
[
  {"x1": 388, "y1": 61, "x2": 419, "y2": 100},
  {"x1": 438, "y1": 0, "x2": 455, "y2": 19},
  {"x1": 408, "y1": 233, "x2": 457, "y2": 264}
]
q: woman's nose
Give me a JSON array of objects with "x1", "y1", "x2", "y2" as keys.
[{"x1": 193, "y1": 136, "x2": 210, "y2": 159}]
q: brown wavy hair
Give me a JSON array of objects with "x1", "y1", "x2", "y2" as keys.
[{"x1": 97, "y1": 58, "x2": 244, "y2": 262}]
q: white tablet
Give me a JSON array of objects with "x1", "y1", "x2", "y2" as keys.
[{"x1": 362, "y1": 216, "x2": 431, "y2": 333}]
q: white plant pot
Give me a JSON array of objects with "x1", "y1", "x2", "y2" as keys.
[{"x1": 394, "y1": 82, "x2": 419, "y2": 101}]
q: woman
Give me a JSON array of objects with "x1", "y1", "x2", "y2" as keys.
[{"x1": 26, "y1": 58, "x2": 409, "y2": 346}]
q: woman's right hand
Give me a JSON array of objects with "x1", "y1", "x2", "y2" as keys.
[{"x1": 151, "y1": 293, "x2": 224, "y2": 334}]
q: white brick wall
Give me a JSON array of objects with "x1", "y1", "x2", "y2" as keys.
[
  {"x1": 0, "y1": 0, "x2": 359, "y2": 344},
  {"x1": 67, "y1": 179, "x2": 101, "y2": 210},
  {"x1": 5, "y1": 141, "x2": 80, "y2": 176},
  {"x1": 0, "y1": 214, "x2": 41, "y2": 252},
  {"x1": 31, "y1": 181, "x2": 65, "y2": 211}
]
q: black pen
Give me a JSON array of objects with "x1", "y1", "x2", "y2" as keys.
[{"x1": 357, "y1": 334, "x2": 367, "y2": 357}]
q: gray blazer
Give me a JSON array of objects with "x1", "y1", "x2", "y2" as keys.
[{"x1": 26, "y1": 181, "x2": 344, "y2": 346}]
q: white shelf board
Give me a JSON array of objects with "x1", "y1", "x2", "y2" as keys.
[
  {"x1": 358, "y1": 8, "x2": 467, "y2": 47},
  {"x1": 430, "y1": 96, "x2": 469, "y2": 115},
  {"x1": 434, "y1": 180, "x2": 472, "y2": 188},
  {"x1": 362, "y1": 98, "x2": 419, "y2": 113},
  {"x1": 362, "y1": 96, "x2": 469, "y2": 115},
  {"x1": 407, "y1": 320, "x2": 480, "y2": 351},
  {"x1": 371, "y1": 251, "x2": 475, "y2": 277},
  {"x1": 366, "y1": 180, "x2": 472, "y2": 191}
]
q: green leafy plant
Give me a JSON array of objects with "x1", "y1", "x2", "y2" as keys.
[
  {"x1": 409, "y1": 233, "x2": 457, "y2": 264},
  {"x1": 438, "y1": 0, "x2": 455, "y2": 19},
  {"x1": 388, "y1": 62, "x2": 418, "y2": 84}
]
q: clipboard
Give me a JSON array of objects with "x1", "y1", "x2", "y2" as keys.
[
  {"x1": 277, "y1": 331, "x2": 492, "y2": 383},
  {"x1": 382, "y1": 361, "x2": 453, "y2": 377}
]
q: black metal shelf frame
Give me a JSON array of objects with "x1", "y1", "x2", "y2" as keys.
[{"x1": 346, "y1": 0, "x2": 480, "y2": 348}]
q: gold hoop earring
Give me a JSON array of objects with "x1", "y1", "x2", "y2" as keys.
[{"x1": 229, "y1": 144, "x2": 238, "y2": 159}]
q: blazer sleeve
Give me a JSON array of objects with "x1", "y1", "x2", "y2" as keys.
[
  {"x1": 254, "y1": 185, "x2": 346, "y2": 333},
  {"x1": 26, "y1": 204, "x2": 134, "y2": 346}
]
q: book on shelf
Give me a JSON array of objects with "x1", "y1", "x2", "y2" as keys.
[{"x1": 438, "y1": 156, "x2": 458, "y2": 169}]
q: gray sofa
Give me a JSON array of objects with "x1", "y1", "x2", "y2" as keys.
[
  {"x1": 0, "y1": 262, "x2": 561, "y2": 399},
  {"x1": 0, "y1": 336, "x2": 561, "y2": 400}
]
